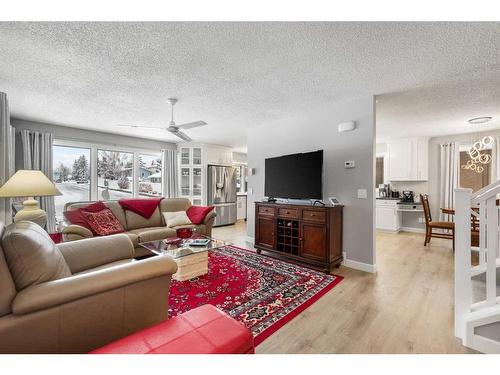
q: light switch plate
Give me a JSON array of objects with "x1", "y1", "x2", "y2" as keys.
[
  {"x1": 345, "y1": 160, "x2": 355, "y2": 169},
  {"x1": 357, "y1": 189, "x2": 367, "y2": 199}
]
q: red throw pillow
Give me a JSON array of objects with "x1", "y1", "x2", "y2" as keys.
[
  {"x1": 63, "y1": 209, "x2": 93, "y2": 231},
  {"x1": 186, "y1": 205, "x2": 215, "y2": 225},
  {"x1": 81, "y1": 209, "x2": 125, "y2": 236},
  {"x1": 80, "y1": 201, "x2": 108, "y2": 213}
]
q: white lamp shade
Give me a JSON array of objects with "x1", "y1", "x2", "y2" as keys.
[{"x1": 0, "y1": 170, "x2": 61, "y2": 198}]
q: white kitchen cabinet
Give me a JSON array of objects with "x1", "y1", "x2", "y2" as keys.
[
  {"x1": 179, "y1": 147, "x2": 204, "y2": 205},
  {"x1": 376, "y1": 200, "x2": 401, "y2": 232},
  {"x1": 177, "y1": 144, "x2": 234, "y2": 206},
  {"x1": 387, "y1": 137, "x2": 429, "y2": 181},
  {"x1": 236, "y1": 195, "x2": 247, "y2": 220}
]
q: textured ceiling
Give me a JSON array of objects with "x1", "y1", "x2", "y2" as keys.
[
  {"x1": 1, "y1": 22, "x2": 500, "y2": 150},
  {"x1": 376, "y1": 70, "x2": 500, "y2": 142}
]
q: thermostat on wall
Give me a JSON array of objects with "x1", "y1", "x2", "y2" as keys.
[{"x1": 344, "y1": 160, "x2": 355, "y2": 169}]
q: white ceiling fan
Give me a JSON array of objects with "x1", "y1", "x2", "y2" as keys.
[{"x1": 116, "y1": 97, "x2": 207, "y2": 142}]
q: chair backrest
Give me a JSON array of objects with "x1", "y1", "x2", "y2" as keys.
[
  {"x1": 0, "y1": 222, "x2": 17, "y2": 317},
  {"x1": 420, "y1": 194, "x2": 432, "y2": 225}
]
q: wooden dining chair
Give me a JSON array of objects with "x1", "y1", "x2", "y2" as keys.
[{"x1": 420, "y1": 194, "x2": 455, "y2": 251}]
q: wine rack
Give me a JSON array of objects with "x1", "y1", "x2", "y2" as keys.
[{"x1": 276, "y1": 218, "x2": 299, "y2": 255}]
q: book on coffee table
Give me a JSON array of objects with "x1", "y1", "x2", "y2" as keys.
[{"x1": 186, "y1": 238, "x2": 210, "y2": 246}]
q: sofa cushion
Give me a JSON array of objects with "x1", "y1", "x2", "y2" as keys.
[
  {"x1": 2, "y1": 221, "x2": 71, "y2": 291},
  {"x1": 104, "y1": 201, "x2": 128, "y2": 228},
  {"x1": 129, "y1": 227, "x2": 176, "y2": 243},
  {"x1": 75, "y1": 259, "x2": 136, "y2": 275},
  {"x1": 163, "y1": 211, "x2": 192, "y2": 228},
  {"x1": 125, "y1": 232, "x2": 140, "y2": 247},
  {"x1": 0, "y1": 223, "x2": 16, "y2": 317},
  {"x1": 160, "y1": 198, "x2": 192, "y2": 216},
  {"x1": 126, "y1": 208, "x2": 162, "y2": 230},
  {"x1": 187, "y1": 206, "x2": 215, "y2": 225},
  {"x1": 82, "y1": 209, "x2": 125, "y2": 236}
]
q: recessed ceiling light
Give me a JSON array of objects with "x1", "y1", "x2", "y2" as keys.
[{"x1": 468, "y1": 117, "x2": 493, "y2": 124}]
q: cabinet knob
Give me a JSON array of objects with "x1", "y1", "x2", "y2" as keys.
[
  {"x1": 311, "y1": 213, "x2": 315, "y2": 217},
  {"x1": 286, "y1": 211, "x2": 290, "y2": 214}
]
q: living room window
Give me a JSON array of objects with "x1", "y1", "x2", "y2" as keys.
[
  {"x1": 97, "y1": 149, "x2": 134, "y2": 200},
  {"x1": 52, "y1": 145, "x2": 91, "y2": 223},
  {"x1": 53, "y1": 140, "x2": 165, "y2": 225},
  {"x1": 138, "y1": 153, "x2": 162, "y2": 197}
]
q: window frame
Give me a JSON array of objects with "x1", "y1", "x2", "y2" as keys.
[{"x1": 53, "y1": 138, "x2": 164, "y2": 201}]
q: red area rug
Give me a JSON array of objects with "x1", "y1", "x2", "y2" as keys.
[{"x1": 168, "y1": 245, "x2": 343, "y2": 345}]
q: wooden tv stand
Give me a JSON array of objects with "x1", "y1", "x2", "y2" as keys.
[{"x1": 254, "y1": 202, "x2": 343, "y2": 272}]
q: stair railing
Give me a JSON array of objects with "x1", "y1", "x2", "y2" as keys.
[{"x1": 455, "y1": 181, "x2": 500, "y2": 340}]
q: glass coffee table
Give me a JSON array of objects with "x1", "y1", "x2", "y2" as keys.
[{"x1": 139, "y1": 234, "x2": 229, "y2": 281}]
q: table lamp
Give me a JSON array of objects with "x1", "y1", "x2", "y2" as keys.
[{"x1": 0, "y1": 170, "x2": 62, "y2": 227}]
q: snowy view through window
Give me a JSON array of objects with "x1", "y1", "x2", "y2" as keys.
[
  {"x1": 97, "y1": 150, "x2": 133, "y2": 200},
  {"x1": 53, "y1": 145, "x2": 91, "y2": 222},
  {"x1": 138, "y1": 154, "x2": 162, "y2": 197},
  {"x1": 53, "y1": 145, "x2": 163, "y2": 225}
]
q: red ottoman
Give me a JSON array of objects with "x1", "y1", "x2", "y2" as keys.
[{"x1": 90, "y1": 305, "x2": 254, "y2": 354}]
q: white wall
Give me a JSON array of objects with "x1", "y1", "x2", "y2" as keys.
[
  {"x1": 246, "y1": 96, "x2": 376, "y2": 266},
  {"x1": 11, "y1": 118, "x2": 177, "y2": 169}
]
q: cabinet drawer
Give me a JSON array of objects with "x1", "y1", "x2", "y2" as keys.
[
  {"x1": 278, "y1": 207, "x2": 299, "y2": 219},
  {"x1": 302, "y1": 209, "x2": 326, "y2": 223},
  {"x1": 258, "y1": 206, "x2": 276, "y2": 216}
]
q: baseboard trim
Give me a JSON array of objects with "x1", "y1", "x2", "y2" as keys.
[
  {"x1": 342, "y1": 257, "x2": 377, "y2": 273},
  {"x1": 400, "y1": 226, "x2": 425, "y2": 234},
  {"x1": 245, "y1": 236, "x2": 255, "y2": 244}
]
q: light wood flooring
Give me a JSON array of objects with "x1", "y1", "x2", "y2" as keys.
[{"x1": 212, "y1": 221, "x2": 476, "y2": 354}]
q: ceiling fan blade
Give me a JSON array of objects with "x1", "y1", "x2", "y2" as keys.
[
  {"x1": 115, "y1": 124, "x2": 166, "y2": 129},
  {"x1": 176, "y1": 121, "x2": 207, "y2": 129},
  {"x1": 173, "y1": 130, "x2": 192, "y2": 142}
]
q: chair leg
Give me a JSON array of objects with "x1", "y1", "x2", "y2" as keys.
[{"x1": 452, "y1": 230, "x2": 455, "y2": 252}]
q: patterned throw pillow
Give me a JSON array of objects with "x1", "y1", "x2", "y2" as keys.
[{"x1": 81, "y1": 208, "x2": 125, "y2": 236}]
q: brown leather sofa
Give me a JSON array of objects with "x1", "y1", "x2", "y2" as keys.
[
  {"x1": 0, "y1": 221, "x2": 178, "y2": 353},
  {"x1": 62, "y1": 198, "x2": 217, "y2": 257}
]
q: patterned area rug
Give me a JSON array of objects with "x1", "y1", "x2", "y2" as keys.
[{"x1": 168, "y1": 245, "x2": 343, "y2": 345}]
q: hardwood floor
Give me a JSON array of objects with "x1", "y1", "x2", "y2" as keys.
[{"x1": 212, "y1": 222, "x2": 475, "y2": 353}]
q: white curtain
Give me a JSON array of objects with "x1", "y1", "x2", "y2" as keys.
[
  {"x1": 491, "y1": 136, "x2": 500, "y2": 183},
  {"x1": 21, "y1": 129, "x2": 56, "y2": 232},
  {"x1": 0, "y1": 93, "x2": 15, "y2": 225},
  {"x1": 162, "y1": 149, "x2": 178, "y2": 198},
  {"x1": 439, "y1": 142, "x2": 459, "y2": 221}
]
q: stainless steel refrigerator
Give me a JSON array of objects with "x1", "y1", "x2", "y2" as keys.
[{"x1": 207, "y1": 165, "x2": 237, "y2": 226}]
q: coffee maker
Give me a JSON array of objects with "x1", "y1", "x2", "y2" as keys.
[{"x1": 401, "y1": 191, "x2": 414, "y2": 203}]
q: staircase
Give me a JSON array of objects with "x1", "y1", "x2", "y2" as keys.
[{"x1": 455, "y1": 181, "x2": 500, "y2": 353}]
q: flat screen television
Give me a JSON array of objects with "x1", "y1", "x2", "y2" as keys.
[{"x1": 265, "y1": 150, "x2": 323, "y2": 200}]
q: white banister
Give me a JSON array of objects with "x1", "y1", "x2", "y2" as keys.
[
  {"x1": 455, "y1": 181, "x2": 500, "y2": 353},
  {"x1": 486, "y1": 197, "x2": 498, "y2": 306},
  {"x1": 455, "y1": 188, "x2": 472, "y2": 338}
]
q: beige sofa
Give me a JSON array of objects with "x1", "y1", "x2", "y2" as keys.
[
  {"x1": 0, "y1": 221, "x2": 178, "y2": 353},
  {"x1": 62, "y1": 198, "x2": 217, "y2": 257}
]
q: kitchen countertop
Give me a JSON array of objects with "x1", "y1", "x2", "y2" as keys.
[{"x1": 376, "y1": 197, "x2": 422, "y2": 205}]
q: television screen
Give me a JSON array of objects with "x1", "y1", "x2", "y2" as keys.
[{"x1": 265, "y1": 150, "x2": 323, "y2": 199}]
